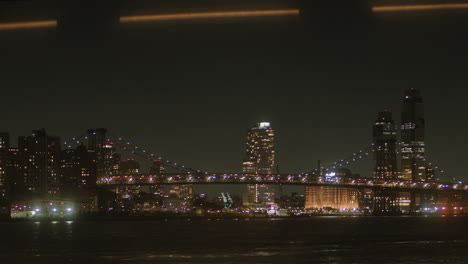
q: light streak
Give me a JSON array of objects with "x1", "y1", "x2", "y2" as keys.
[
  {"x1": 0, "y1": 20, "x2": 57, "y2": 30},
  {"x1": 120, "y1": 9, "x2": 300, "y2": 23},
  {"x1": 373, "y1": 3, "x2": 468, "y2": 12}
]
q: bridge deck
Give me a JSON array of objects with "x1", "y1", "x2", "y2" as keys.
[{"x1": 97, "y1": 174, "x2": 468, "y2": 192}]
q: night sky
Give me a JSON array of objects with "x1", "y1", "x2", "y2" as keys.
[{"x1": 1, "y1": 1, "x2": 468, "y2": 197}]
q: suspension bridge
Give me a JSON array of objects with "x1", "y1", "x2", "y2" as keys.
[
  {"x1": 62, "y1": 131, "x2": 468, "y2": 192},
  {"x1": 96, "y1": 173, "x2": 467, "y2": 192},
  {"x1": 60, "y1": 129, "x2": 468, "y2": 214}
]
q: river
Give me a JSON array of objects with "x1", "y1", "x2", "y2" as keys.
[{"x1": 0, "y1": 216, "x2": 467, "y2": 263}]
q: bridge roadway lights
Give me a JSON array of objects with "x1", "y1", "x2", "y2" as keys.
[
  {"x1": 97, "y1": 174, "x2": 468, "y2": 190},
  {"x1": 96, "y1": 174, "x2": 468, "y2": 215}
]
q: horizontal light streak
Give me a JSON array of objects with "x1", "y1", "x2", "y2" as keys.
[
  {"x1": 120, "y1": 9, "x2": 300, "y2": 23},
  {"x1": 373, "y1": 3, "x2": 468, "y2": 12},
  {"x1": 0, "y1": 20, "x2": 57, "y2": 30}
]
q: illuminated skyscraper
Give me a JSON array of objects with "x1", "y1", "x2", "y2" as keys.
[
  {"x1": 373, "y1": 111, "x2": 398, "y2": 181},
  {"x1": 18, "y1": 129, "x2": 61, "y2": 199},
  {"x1": 87, "y1": 128, "x2": 120, "y2": 177},
  {"x1": 243, "y1": 122, "x2": 276, "y2": 174},
  {"x1": 400, "y1": 88, "x2": 426, "y2": 181},
  {"x1": 243, "y1": 122, "x2": 277, "y2": 207}
]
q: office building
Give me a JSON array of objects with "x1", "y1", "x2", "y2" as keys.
[
  {"x1": 400, "y1": 88, "x2": 426, "y2": 181},
  {"x1": 119, "y1": 159, "x2": 140, "y2": 175},
  {"x1": 243, "y1": 122, "x2": 277, "y2": 208},
  {"x1": 373, "y1": 111, "x2": 398, "y2": 181},
  {"x1": 305, "y1": 186, "x2": 359, "y2": 211},
  {"x1": 0, "y1": 133, "x2": 9, "y2": 211},
  {"x1": 243, "y1": 122, "x2": 276, "y2": 174},
  {"x1": 87, "y1": 128, "x2": 120, "y2": 177},
  {"x1": 18, "y1": 129, "x2": 62, "y2": 199},
  {"x1": 60, "y1": 145, "x2": 97, "y2": 189}
]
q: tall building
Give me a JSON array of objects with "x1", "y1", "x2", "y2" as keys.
[
  {"x1": 6, "y1": 148, "x2": 20, "y2": 197},
  {"x1": 87, "y1": 128, "x2": 120, "y2": 177},
  {"x1": 243, "y1": 122, "x2": 276, "y2": 174},
  {"x1": 373, "y1": 111, "x2": 398, "y2": 181},
  {"x1": 243, "y1": 122, "x2": 277, "y2": 208},
  {"x1": 18, "y1": 129, "x2": 62, "y2": 199},
  {"x1": 0, "y1": 133, "x2": 10, "y2": 207},
  {"x1": 87, "y1": 128, "x2": 107, "y2": 151},
  {"x1": 119, "y1": 159, "x2": 140, "y2": 175},
  {"x1": 114, "y1": 159, "x2": 142, "y2": 208},
  {"x1": 400, "y1": 88, "x2": 426, "y2": 182},
  {"x1": 60, "y1": 145, "x2": 97, "y2": 189},
  {"x1": 150, "y1": 160, "x2": 165, "y2": 175}
]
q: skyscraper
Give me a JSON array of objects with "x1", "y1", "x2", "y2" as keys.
[
  {"x1": 373, "y1": 111, "x2": 398, "y2": 181},
  {"x1": 0, "y1": 133, "x2": 10, "y2": 208},
  {"x1": 400, "y1": 88, "x2": 426, "y2": 182},
  {"x1": 243, "y1": 122, "x2": 276, "y2": 174},
  {"x1": 6, "y1": 148, "x2": 20, "y2": 198},
  {"x1": 18, "y1": 129, "x2": 62, "y2": 199},
  {"x1": 243, "y1": 122, "x2": 277, "y2": 207},
  {"x1": 60, "y1": 145, "x2": 97, "y2": 189},
  {"x1": 87, "y1": 128, "x2": 120, "y2": 177}
]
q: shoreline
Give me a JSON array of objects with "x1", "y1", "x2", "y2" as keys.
[{"x1": 1, "y1": 214, "x2": 466, "y2": 222}]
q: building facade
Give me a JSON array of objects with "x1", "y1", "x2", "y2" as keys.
[
  {"x1": 400, "y1": 88, "x2": 427, "y2": 182},
  {"x1": 373, "y1": 111, "x2": 398, "y2": 181},
  {"x1": 87, "y1": 128, "x2": 120, "y2": 177},
  {"x1": 305, "y1": 186, "x2": 359, "y2": 211},
  {"x1": 243, "y1": 122, "x2": 276, "y2": 174},
  {"x1": 18, "y1": 129, "x2": 62, "y2": 199},
  {"x1": 242, "y1": 122, "x2": 277, "y2": 208},
  {"x1": 0, "y1": 133, "x2": 10, "y2": 213},
  {"x1": 60, "y1": 145, "x2": 97, "y2": 189}
]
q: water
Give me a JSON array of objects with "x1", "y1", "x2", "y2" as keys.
[{"x1": 0, "y1": 217, "x2": 467, "y2": 263}]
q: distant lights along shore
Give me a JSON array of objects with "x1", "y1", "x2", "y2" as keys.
[{"x1": 120, "y1": 9, "x2": 300, "y2": 23}]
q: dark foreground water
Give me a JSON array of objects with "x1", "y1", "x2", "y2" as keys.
[{"x1": 0, "y1": 217, "x2": 467, "y2": 264}]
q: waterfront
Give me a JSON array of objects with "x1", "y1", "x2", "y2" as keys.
[{"x1": 0, "y1": 217, "x2": 466, "y2": 263}]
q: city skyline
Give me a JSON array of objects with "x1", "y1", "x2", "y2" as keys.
[
  {"x1": 0, "y1": 86, "x2": 465, "y2": 184},
  {"x1": 1, "y1": 2, "x2": 468, "y2": 264},
  {"x1": 1, "y1": 2, "x2": 468, "y2": 183}
]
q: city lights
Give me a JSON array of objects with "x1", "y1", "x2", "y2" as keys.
[{"x1": 2, "y1": 88, "x2": 468, "y2": 220}]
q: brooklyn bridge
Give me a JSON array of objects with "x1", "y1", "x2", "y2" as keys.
[{"x1": 56, "y1": 127, "x2": 468, "y2": 216}]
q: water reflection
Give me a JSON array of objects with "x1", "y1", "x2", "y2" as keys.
[{"x1": 0, "y1": 218, "x2": 466, "y2": 263}]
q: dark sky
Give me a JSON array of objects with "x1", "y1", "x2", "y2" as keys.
[{"x1": 1, "y1": 1, "x2": 468, "y2": 197}]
